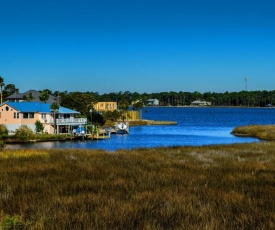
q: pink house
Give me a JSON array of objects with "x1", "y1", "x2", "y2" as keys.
[{"x1": 0, "y1": 102, "x2": 87, "y2": 134}]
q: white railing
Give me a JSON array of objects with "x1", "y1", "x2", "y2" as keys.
[{"x1": 49, "y1": 118, "x2": 87, "y2": 124}]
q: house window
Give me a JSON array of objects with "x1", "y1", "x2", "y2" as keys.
[
  {"x1": 23, "y1": 113, "x2": 34, "y2": 119},
  {"x1": 14, "y1": 112, "x2": 19, "y2": 119},
  {"x1": 64, "y1": 114, "x2": 70, "y2": 119},
  {"x1": 42, "y1": 113, "x2": 46, "y2": 120}
]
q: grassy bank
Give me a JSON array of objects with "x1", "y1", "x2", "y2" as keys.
[
  {"x1": 1, "y1": 133, "x2": 69, "y2": 144},
  {"x1": 0, "y1": 142, "x2": 275, "y2": 229},
  {"x1": 232, "y1": 124, "x2": 275, "y2": 140}
]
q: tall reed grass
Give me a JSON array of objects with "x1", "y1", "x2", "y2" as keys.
[
  {"x1": 0, "y1": 142, "x2": 275, "y2": 229},
  {"x1": 232, "y1": 124, "x2": 275, "y2": 140}
]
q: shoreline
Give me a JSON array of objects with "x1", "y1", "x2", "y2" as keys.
[
  {"x1": 144, "y1": 105, "x2": 274, "y2": 109},
  {"x1": 3, "y1": 119, "x2": 177, "y2": 144},
  {"x1": 103, "y1": 119, "x2": 177, "y2": 128},
  {"x1": 128, "y1": 119, "x2": 177, "y2": 126},
  {"x1": 3, "y1": 123, "x2": 273, "y2": 145}
]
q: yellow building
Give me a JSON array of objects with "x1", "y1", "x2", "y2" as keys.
[
  {"x1": 93, "y1": 102, "x2": 141, "y2": 120},
  {"x1": 93, "y1": 102, "x2": 117, "y2": 111}
]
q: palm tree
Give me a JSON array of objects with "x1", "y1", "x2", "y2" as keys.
[
  {"x1": 39, "y1": 90, "x2": 49, "y2": 103},
  {"x1": 0, "y1": 76, "x2": 5, "y2": 104},
  {"x1": 3, "y1": 84, "x2": 19, "y2": 97},
  {"x1": 50, "y1": 102, "x2": 60, "y2": 134},
  {"x1": 23, "y1": 93, "x2": 35, "y2": 102}
]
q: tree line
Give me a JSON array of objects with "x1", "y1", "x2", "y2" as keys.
[
  {"x1": 1, "y1": 76, "x2": 275, "y2": 111},
  {"x1": 56, "y1": 90, "x2": 275, "y2": 109}
]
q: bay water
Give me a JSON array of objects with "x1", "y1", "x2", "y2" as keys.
[{"x1": 6, "y1": 107, "x2": 275, "y2": 151}]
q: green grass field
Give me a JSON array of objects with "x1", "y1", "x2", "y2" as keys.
[{"x1": 0, "y1": 142, "x2": 275, "y2": 229}]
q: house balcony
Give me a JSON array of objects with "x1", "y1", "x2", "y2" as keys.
[{"x1": 49, "y1": 118, "x2": 87, "y2": 125}]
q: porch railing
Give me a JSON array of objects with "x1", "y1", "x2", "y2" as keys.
[{"x1": 49, "y1": 118, "x2": 87, "y2": 124}]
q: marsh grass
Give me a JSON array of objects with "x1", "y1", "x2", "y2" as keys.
[
  {"x1": 0, "y1": 143, "x2": 275, "y2": 229},
  {"x1": 232, "y1": 124, "x2": 275, "y2": 140},
  {"x1": 1, "y1": 133, "x2": 68, "y2": 143}
]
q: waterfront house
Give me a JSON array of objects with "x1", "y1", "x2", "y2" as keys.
[
  {"x1": 6, "y1": 90, "x2": 59, "y2": 103},
  {"x1": 146, "y1": 99, "x2": 159, "y2": 106},
  {"x1": 191, "y1": 100, "x2": 211, "y2": 106},
  {"x1": 0, "y1": 102, "x2": 87, "y2": 134}
]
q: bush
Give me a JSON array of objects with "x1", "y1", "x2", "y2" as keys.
[
  {"x1": 93, "y1": 112, "x2": 105, "y2": 126},
  {"x1": 0, "y1": 124, "x2": 8, "y2": 136},
  {"x1": 1, "y1": 215, "x2": 25, "y2": 230},
  {"x1": 103, "y1": 110, "x2": 121, "y2": 122},
  {"x1": 15, "y1": 125, "x2": 35, "y2": 139},
  {"x1": 35, "y1": 120, "x2": 44, "y2": 133}
]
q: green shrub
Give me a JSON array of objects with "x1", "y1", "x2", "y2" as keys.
[
  {"x1": 15, "y1": 125, "x2": 35, "y2": 140},
  {"x1": 35, "y1": 120, "x2": 44, "y2": 133},
  {"x1": 1, "y1": 215, "x2": 25, "y2": 230},
  {"x1": 103, "y1": 110, "x2": 121, "y2": 122},
  {"x1": 0, "y1": 124, "x2": 8, "y2": 136},
  {"x1": 35, "y1": 133, "x2": 68, "y2": 141}
]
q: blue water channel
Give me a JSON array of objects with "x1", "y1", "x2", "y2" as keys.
[{"x1": 6, "y1": 107, "x2": 275, "y2": 151}]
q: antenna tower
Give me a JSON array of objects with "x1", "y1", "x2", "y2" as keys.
[{"x1": 245, "y1": 76, "x2": 248, "y2": 91}]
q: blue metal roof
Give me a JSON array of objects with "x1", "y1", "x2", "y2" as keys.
[{"x1": 6, "y1": 102, "x2": 79, "y2": 114}]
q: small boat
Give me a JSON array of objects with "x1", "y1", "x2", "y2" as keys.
[
  {"x1": 73, "y1": 125, "x2": 110, "y2": 140},
  {"x1": 72, "y1": 125, "x2": 87, "y2": 137},
  {"x1": 114, "y1": 122, "x2": 129, "y2": 134},
  {"x1": 109, "y1": 127, "x2": 117, "y2": 134}
]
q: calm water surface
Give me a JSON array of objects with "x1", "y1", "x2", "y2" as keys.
[{"x1": 7, "y1": 107, "x2": 275, "y2": 151}]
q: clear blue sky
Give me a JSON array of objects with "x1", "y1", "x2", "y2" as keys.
[{"x1": 1, "y1": 0, "x2": 275, "y2": 94}]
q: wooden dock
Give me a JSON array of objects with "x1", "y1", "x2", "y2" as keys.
[{"x1": 87, "y1": 129, "x2": 110, "y2": 140}]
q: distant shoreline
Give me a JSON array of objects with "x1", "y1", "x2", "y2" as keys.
[{"x1": 144, "y1": 105, "x2": 274, "y2": 109}]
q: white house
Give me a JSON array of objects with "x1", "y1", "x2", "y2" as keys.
[
  {"x1": 146, "y1": 99, "x2": 159, "y2": 106},
  {"x1": 191, "y1": 100, "x2": 211, "y2": 106}
]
